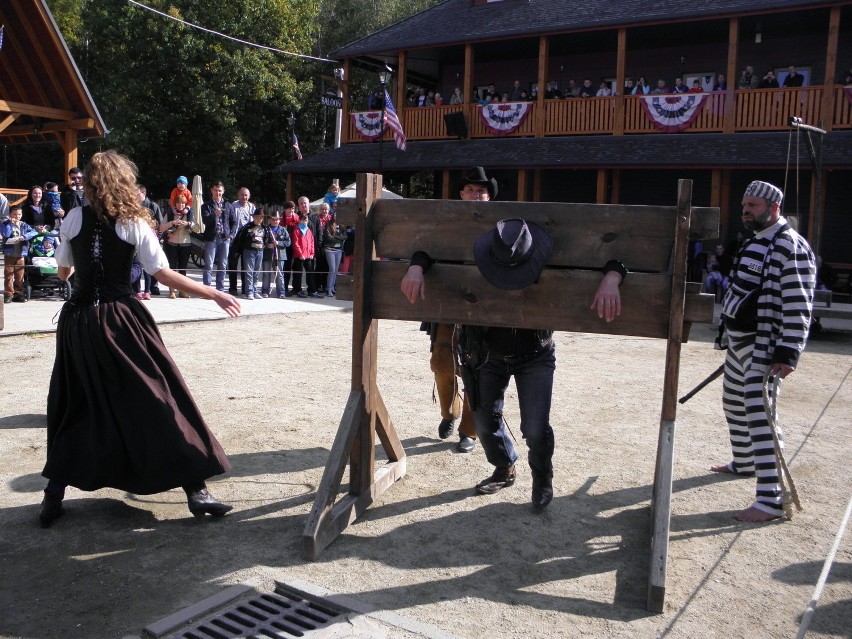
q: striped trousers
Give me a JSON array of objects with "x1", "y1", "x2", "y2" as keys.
[{"x1": 722, "y1": 333, "x2": 783, "y2": 516}]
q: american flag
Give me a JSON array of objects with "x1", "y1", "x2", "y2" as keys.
[
  {"x1": 383, "y1": 89, "x2": 406, "y2": 151},
  {"x1": 291, "y1": 130, "x2": 303, "y2": 160}
]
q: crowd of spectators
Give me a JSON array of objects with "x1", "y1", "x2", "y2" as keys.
[
  {"x1": 376, "y1": 62, "x2": 833, "y2": 111},
  {"x1": 1, "y1": 173, "x2": 355, "y2": 304}
]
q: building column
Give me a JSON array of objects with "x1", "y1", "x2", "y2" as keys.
[
  {"x1": 613, "y1": 28, "x2": 627, "y2": 136},
  {"x1": 441, "y1": 169, "x2": 450, "y2": 200},
  {"x1": 62, "y1": 129, "x2": 78, "y2": 176},
  {"x1": 596, "y1": 169, "x2": 608, "y2": 204},
  {"x1": 723, "y1": 18, "x2": 738, "y2": 134},
  {"x1": 535, "y1": 36, "x2": 548, "y2": 138},
  {"x1": 820, "y1": 7, "x2": 841, "y2": 131},
  {"x1": 517, "y1": 169, "x2": 527, "y2": 202},
  {"x1": 610, "y1": 169, "x2": 621, "y2": 204},
  {"x1": 532, "y1": 169, "x2": 542, "y2": 202}
]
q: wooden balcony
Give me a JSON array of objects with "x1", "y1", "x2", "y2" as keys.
[{"x1": 345, "y1": 86, "x2": 852, "y2": 143}]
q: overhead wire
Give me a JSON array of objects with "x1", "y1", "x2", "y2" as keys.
[{"x1": 126, "y1": 0, "x2": 338, "y2": 64}]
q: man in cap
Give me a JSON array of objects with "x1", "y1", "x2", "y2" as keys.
[
  {"x1": 401, "y1": 206, "x2": 626, "y2": 509},
  {"x1": 404, "y1": 167, "x2": 500, "y2": 455},
  {"x1": 711, "y1": 180, "x2": 815, "y2": 522}
]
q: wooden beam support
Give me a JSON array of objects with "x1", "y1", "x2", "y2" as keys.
[
  {"x1": 0, "y1": 100, "x2": 78, "y2": 121},
  {"x1": 535, "y1": 36, "x2": 548, "y2": 138},
  {"x1": 820, "y1": 7, "x2": 841, "y2": 131},
  {"x1": 610, "y1": 169, "x2": 621, "y2": 204},
  {"x1": 62, "y1": 129, "x2": 78, "y2": 177},
  {"x1": 0, "y1": 113, "x2": 21, "y2": 134},
  {"x1": 596, "y1": 169, "x2": 608, "y2": 204},
  {"x1": 4, "y1": 118, "x2": 94, "y2": 136},
  {"x1": 517, "y1": 169, "x2": 527, "y2": 202},
  {"x1": 647, "y1": 179, "x2": 692, "y2": 613},
  {"x1": 397, "y1": 51, "x2": 407, "y2": 116},
  {"x1": 723, "y1": 19, "x2": 738, "y2": 134},
  {"x1": 463, "y1": 44, "x2": 474, "y2": 106},
  {"x1": 613, "y1": 28, "x2": 627, "y2": 136}
]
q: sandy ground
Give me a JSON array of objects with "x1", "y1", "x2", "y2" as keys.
[{"x1": 0, "y1": 309, "x2": 850, "y2": 639}]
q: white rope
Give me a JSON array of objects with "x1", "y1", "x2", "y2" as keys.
[
  {"x1": 794, "y1": 493, "x2": 852, "y2": 639},
  {"x1": 126, "y1": 0, "x2": 338, "y2": 64}
]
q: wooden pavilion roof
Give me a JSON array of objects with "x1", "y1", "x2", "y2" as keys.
[{"x1": 0, "y1": 0, "x2": 105, "y2": 146}]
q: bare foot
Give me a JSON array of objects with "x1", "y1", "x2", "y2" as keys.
[
  {"x1": 710, "y1": 463, "x2": 733, "y2": 474},
  {"x1": 734, "y1": 506, "x2": 781, "y2": 522}
]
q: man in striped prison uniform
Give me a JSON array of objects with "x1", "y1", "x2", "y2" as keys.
[{"x1": 712, "y1": 180, "x2": 816, "y2": 522}]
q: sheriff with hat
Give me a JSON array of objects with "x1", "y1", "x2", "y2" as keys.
[
  {"x1": 711, "y1": 180, "x2": 816, "y2": 522},
  {"x1": 401, "y1": 167, "x2": 627, "y2": 509}
]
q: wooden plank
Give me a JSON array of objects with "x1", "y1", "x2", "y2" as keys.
[
  {"x1": 648, "y1": 418, "x2": 676, "y2": 613},
  {"x1": 373, "y1": 385, "x2": 405, "y2": 463},
  {"x1": 302, "y1": 390, "x2": 367, "y2": 560},
  {"x1": 647, "y1": 179, "x2": 692, "y2": 613},
  {"x1": 0, "y1": 99, "x2": 77, "y2": 121},
  {"x1": 369, "y1": 199, "x2": 718, "y2": 270},
  {"x1": 367, "y1": 262, "x2": 712, "y2": 337},
  {"x1": 335, "y1": 262, "x2": 714, "y2": 332}
]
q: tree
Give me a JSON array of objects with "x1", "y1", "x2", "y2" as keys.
[{"x1": 47, "y1": 0, "x2": 322, "y2": 200}]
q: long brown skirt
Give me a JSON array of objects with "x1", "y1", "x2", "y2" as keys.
[{"x1": 43, "y1": 297, "x2": 230, "y2": 494}]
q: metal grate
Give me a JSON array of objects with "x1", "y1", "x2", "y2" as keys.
[{"x1": 156, "y1": 583, "x2": 350, "y2": 639}]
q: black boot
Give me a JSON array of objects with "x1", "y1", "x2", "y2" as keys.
[
  {"x1": 39, "y1": 491, "x2": 65, "y2": 528},
  {"x1": 531, "y1": 472, "x2": 553, "y2": 509},
  {"x1": 476, "y1": 464, "x2": 516, "y2": 495},
  {"x1": 184, "y1": 484, "x2": 233, "y2": 518}
]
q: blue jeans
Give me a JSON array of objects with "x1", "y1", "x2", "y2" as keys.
[
  {"x1": 243, "y1": 248, "x2": 263, "y2": 297},
  {"x1": 324, "y1": 248, "x2": 343, "y2": 293},
  {"x1": 203, "y1": 237, "x2": 229, "y2": 289},
  {"x1": 474, "y1": 345, "x2": 556, "y2": 479},
  {"x1": 262, "y1": 256, "x2": 287, "y2": 296}
]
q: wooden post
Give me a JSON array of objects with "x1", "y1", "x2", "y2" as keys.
[
  {"x1": 464, "y1": 44, "x2": 474, "y2": 105},
  {"x1": 517, "y1": 169, "x2": 527, "y2": 202},
  {"x1": 820, "y1": 7, "x2": 840, "y2": 131},
  {"x1": 442, "y1": 169, "x2": 450, "y2": 200},
  {"x1": 302, "y1": 174, "x2": 406, "y2": 560},
  {"x1": 613, "y1": 28, "x2": 627, "y2": 136},
  {"x1": 535, "y1": 36, "x2": 548, "y2": 138},
  {"x1": 341, "y1": 59, "x2": 351, "y2": 143},
  {"x1": 397, "y1": 51, "x2": 407, "y2": 115},
  {"x1": 610, "y1": 169, "x2": 621, "y2": 204},
  {"x1": 532, "y1": 169, "x2": 541, "y2": 202},
  {"x1": 647, "y1": 179, "x2": 692, "y2": 613},
  {"x1": 63, "y1": 129, "x2": 78, "y2": 176},
  {"x1": 723, "y1": 19, "x2": 738, "y2": 134},
  {"x1": 596, "y1": 169, "x2": 608, "y2": 204}
]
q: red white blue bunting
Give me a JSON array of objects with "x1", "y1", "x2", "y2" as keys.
[
  {"x1": 351, "y1": 111, "x2": 384, "y2": 141},
  {"x1": 479, "y1": 102, "x2": 532, "y2": 135},
  {"x1": 640, "y1": 94, "x2": 708, "y2": 132}
]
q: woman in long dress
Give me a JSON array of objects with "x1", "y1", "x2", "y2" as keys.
[{"x1": 39, "y1": 151, "x2": 241, "y2": 527}]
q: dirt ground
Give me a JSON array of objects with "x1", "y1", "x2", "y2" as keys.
[{"x1": 0, "y1": 309, "x2": 850, "y2": 639}]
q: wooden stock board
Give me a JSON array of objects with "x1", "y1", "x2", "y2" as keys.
[{"x1": 304, "y1": 174, "x2": 719, "y2": 614}]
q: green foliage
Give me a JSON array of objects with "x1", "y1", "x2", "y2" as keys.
[{"x1": 36, "y1": 0, "x2": 442, "y2": 201}]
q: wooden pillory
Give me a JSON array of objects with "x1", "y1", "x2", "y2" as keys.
[{"x1": 302, "y1": 173, "x2": 719, "y2": 613}]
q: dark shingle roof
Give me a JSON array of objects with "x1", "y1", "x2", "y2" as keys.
[
  {"x1": 280, "y1": 131, "x2": 852, "y2": 176},
  {"x1": 333, "y1": 0, "x2": 833, "y2": 57}
]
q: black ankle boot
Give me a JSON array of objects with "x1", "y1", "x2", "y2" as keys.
[
  {"x1": 39, "y1": 491, "x2": 65, "y2": 528},
  {"x1": 531, "y1": 473, "x2": 553, "y2": 510},
  {"x1": 184, "y1": 485, "x2": 233, "y2": 518}
]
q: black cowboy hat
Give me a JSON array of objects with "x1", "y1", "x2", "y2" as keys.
[
  {"x1": 458, "y1": 166, "x2": 498, "y2": 200},
  {"x1": 473, "y1": 218, "x2": 552, "y2": 290}
]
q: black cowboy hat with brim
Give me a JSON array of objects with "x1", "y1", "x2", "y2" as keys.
[
  {"x1": 473, "y1": 218, "x2": 553, "y2": 290},
  {"x1": 458, "y1": 166, "x2": 498, "y2": 200}
]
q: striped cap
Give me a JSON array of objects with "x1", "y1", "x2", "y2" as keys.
[{"x1": 743, "y1": 180, "x2": 783, "y2": 205}]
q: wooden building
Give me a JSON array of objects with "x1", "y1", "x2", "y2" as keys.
[
  {"x1": 0, "y1": 0, "x2": 106, "y2": 193},
  {"x1": 283, "y1": 0, "x2": 852, "y2": 268}
]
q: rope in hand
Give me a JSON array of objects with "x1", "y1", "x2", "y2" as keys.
[{"x1": 762, "y1": 370, "x2": 803, "y2": 520}]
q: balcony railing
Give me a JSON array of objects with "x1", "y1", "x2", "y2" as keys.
[{"x1": 346, "y1": 86, "x2": 852, "y2": 143}]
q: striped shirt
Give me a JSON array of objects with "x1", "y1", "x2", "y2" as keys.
[{"x1": 721, "y1": 217, "x2": 815, "y2": 369}]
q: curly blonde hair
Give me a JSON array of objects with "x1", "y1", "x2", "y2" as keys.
[{"x1": 83, "y1": 151, "x2": 155, "y2": 228}]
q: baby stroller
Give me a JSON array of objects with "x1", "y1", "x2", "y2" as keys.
[{"x1": 22, "y1": 232, "x2": 71, "y2": 301}]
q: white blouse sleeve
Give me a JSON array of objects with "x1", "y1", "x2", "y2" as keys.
[
  {"x1": 55, "y1": 207, "x2": 83, "y2": 268},
  {"x1": 116, "y1": 218, "x2": 170, "y2": 275}
]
